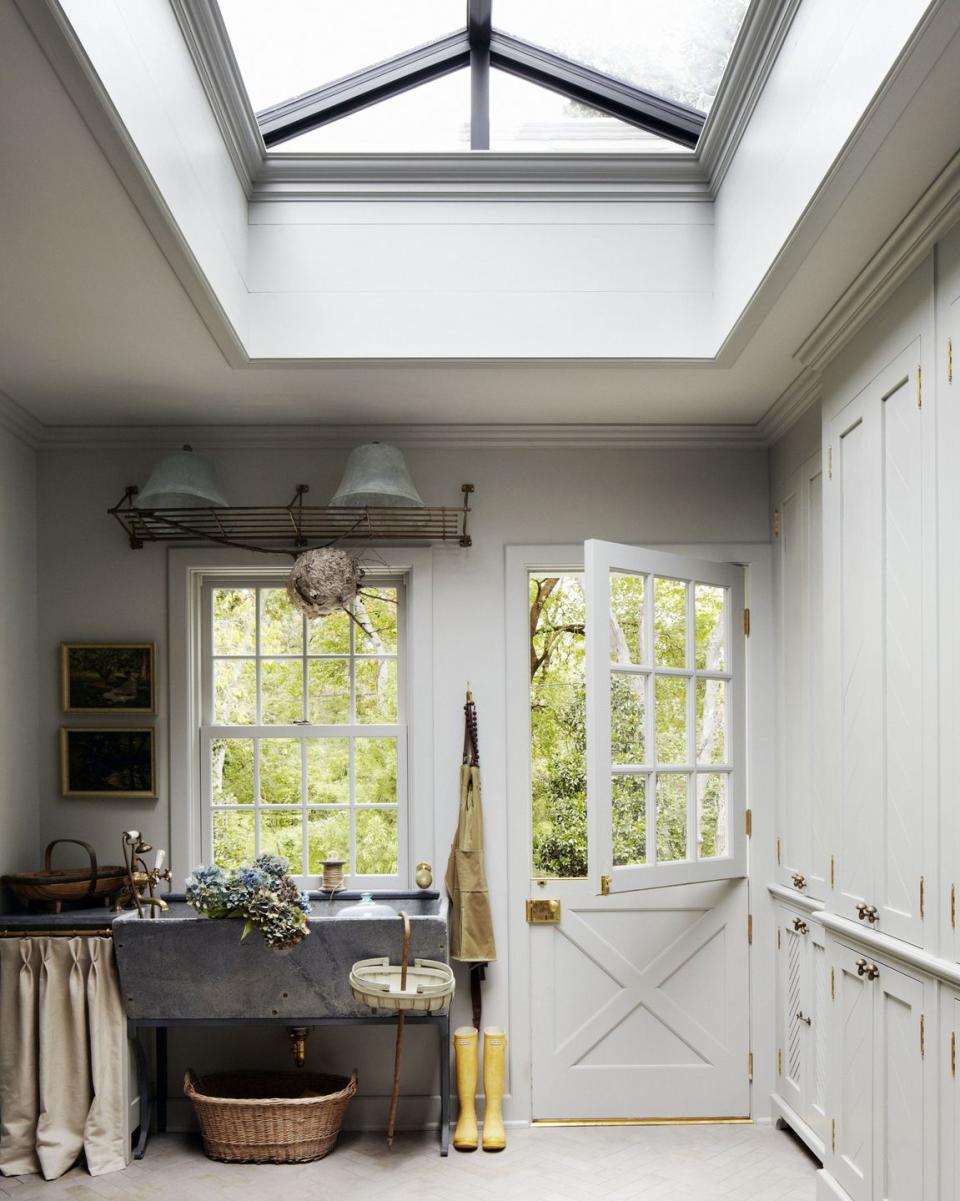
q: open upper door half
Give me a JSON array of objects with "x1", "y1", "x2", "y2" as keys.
[{"x1": 585, "y1": 540, "x2": 746, "y2": 893}]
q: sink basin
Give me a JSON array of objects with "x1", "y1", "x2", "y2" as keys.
[{"x1": 113, "y1": 892, "x2": 448, "y2": 1022}]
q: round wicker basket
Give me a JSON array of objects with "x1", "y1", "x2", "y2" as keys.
[{"x1": 184, "y1": 1069, "x2": 358, "y2": 1163}]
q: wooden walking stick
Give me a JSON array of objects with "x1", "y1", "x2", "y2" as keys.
[{"x1": 386, "y1": 910, "x2": 412, "y2": 1148}]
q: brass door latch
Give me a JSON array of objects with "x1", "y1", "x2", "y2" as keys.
[{"x1": 526, "y1": 899, "x2": 561, "y2": 924}]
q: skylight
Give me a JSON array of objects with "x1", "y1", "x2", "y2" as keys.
[{"x1": 217, "y1": 0, "x2": 749, "y2": 154}]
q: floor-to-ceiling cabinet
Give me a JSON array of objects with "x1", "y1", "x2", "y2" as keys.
[{"x1": 772, "y1": 223, "x2": 960, "y2": 1201}]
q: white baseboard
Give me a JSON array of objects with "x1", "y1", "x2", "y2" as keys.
[{"x1": 816, "y1": 1169, "x2": 854, "y2": 1201}]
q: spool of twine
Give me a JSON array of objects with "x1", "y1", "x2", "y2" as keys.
[{"x1": 322, "y1": 859, "x2": 346, "y2": 891}]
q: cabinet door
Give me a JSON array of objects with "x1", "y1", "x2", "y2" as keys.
[
  {"x1": 831, "y1": 943, "x2": 875, "y2": 1201},
  {"x1": 872, "y1": 962, "x2": 928, "y2": 1201},
  {"x1": 779, "y1": 908, "x2": 806, "y2": 1114},
  {"x1": 826, "y1": 391, "x2": 882, "y2": 930},
  {"x1": 806, "y1": 920, "x2": 830, "y2": 1144},
  {"x1": 941, "y1": 990, "x2": 960, "y2": 1201}
]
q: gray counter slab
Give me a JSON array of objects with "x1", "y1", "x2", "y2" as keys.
[
  {"x1": 113, "y1": 895, "x2": 450, "y2": 1022},
  {"x1": 0, "y1": 906, "x2": 116, "y2": 931}
]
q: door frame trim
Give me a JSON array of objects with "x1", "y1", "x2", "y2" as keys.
[{"x1": 504, "y1": 541, "x2": 775, "y2": 1124}]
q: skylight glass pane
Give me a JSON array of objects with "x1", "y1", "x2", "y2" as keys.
[
  {"x1": 275, "y1": 70, "x2": 470, "y2": 153},
  {"x1": 489, "y1": 71, "x2": 689, "y2": 154},
  {"x1": 217, "y1": 0, "x2": 464, "y2": 112},
  {"x1": 495, "y1": 0, "x2": 750, "y2": 114}
]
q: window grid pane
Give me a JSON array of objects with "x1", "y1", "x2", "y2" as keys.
[
  {"x1": 609, "y1": 571, "x2": 733, "y2": 869},
  {"x1": 205, "y1": 580, "x2": 402, "y2": 880}
]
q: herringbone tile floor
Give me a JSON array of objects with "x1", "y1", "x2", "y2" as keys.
[{"x1": 0, "y1": 1123, "x2": 819, "y2": 1201}]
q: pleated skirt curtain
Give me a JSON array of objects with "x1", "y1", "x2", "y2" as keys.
[{"x1": 0, "y1": 936, "x2": 127, "y2": 1180}]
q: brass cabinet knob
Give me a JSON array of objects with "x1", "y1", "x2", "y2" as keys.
[
  {"x1": 792, "y1": 873, "x2": 807, "y2": 891},
  {"x1": 855, "y1": 901, "x2": 879, "y2": 924},
  {"x1": 415, "y1": 862, "x2": 433, "y2": 890},
  {"x1": 792, "y1": 917, "x2": 808, "y2": 935},
  {"x1": 855, "y1": 957, "x2": 880, "y2": 981}
]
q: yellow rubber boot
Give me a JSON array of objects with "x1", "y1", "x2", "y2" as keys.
[
  {"x1": 453, "y1": 1026, "x2": 479, "y2": 1151},
  {"x1": 482, "y1": 1027, "x2": 507, "y2": 1152}
]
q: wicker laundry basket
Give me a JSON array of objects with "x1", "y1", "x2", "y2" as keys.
[{"x1": 184, "y1": 1069, "x2": 358, "y2": 1163}]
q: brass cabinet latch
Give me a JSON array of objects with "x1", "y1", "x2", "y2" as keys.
[
  {"x1": 600, "y1": 874, "x2": 611, "y2": 896},
  {"x1": 526, "y1": 899, "x2": 561, "y2": 924}
]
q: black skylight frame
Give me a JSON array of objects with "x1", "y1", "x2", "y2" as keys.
[{"x1": 256, "y1": 0, "x2": 707, "y2": 151}]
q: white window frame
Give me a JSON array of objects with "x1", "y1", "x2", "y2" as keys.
[
  {"x1": 169, "y1": 548, "x2": 435, "y2": 889},
  {"x1": 199, "y1": 572, "x2": 407, "y2": 887}
]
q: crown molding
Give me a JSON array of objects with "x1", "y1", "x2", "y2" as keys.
[
  {"x1": 757, "y1": 369, "x2": 822, "y2": 446},
  {"x1": 28, "y1": 421, "x2": 768, "y2": 452},
  {"x1": 0, "y1": 391, "x2": 44, "y2": 449},
  {"x1": 795, "y1": 144, "x2": 960, "y2": 371}
]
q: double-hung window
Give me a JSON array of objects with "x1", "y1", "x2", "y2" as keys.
[{"x1": 198, "y1": 574, "x2": 406, "y2": 886}]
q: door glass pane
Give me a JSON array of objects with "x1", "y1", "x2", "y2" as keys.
[
  {"x1": 612, "y1": 774, "x2": 647, "y2": 866},
  {"x1": 655, "y1": 772, "x2": 688, "y2": 862},
  {"x1": 261, "y1": 659, "x2": 303, "y2": 724},
  {"x1": 530, "y1": 573, "x2": 587, "y2": 878},
  {"x1": 260, "y1": 588, "x2": 302, "y2": 655},
  {"x1": 697, "y1": 772, "x2": 729, "y2": 859},
  {"x1": 611, "y1": 673, "x2": 646, "y2": 765},
  {"x1": 307, "y1": 809, "x2": 350, "y2": 874},
  {"x1": 655, "y1": 676, "x2": 688, "y2": 764},
  {"x1": 356, "y1": 809, "x2": 399, "y2": 875},
  {"x1": 308, "y1": 609, "x2": 350, "y2": 655},
  {"x1": 355, "y1": 738, "x2": 398, "y2": 805},
  {"x1": 218, "y1": 0, "x2": 464, "y2": 111},
  {"x1": 610, "y1": 572, "x2": 646, "y2": 664},
  {"x1": 495, "y1": 0, "x2": 749, "y2": 115},
  {"x1": 696, "y1": 678, "x2": 726, "y2": 764},
  {"x1": 211, "y1": 738, "x2": 254, "y2": 805},
  {"x1": 259, "y1": 738, "x2": 301, "y2": 805},
  {"x1": 214, "y1": 659, "x2": 256, "y2": 724},
  {"x1": 306, "y1": 738, "x2": 349, "y2": 805},
  {"x1": 213, "y1": 810, "x2": 255, "y2": 870},
  {"x1": 213, "y1": 588, "x2": 255, "y2": 654},
  {"x1": 654, "y1": 577, "x2": 687, "y2": 667},
  {"x1": 695, "y1": 583, "x2": 726, "y2": 670}
]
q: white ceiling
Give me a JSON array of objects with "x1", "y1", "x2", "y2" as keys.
[{"x1": 2, "y1": 0, "x2": 959, "y2": 434}]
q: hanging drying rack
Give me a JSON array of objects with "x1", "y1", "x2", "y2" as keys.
[{"x1": 108, "y1": 483, "x2": 474, "y2": 555}]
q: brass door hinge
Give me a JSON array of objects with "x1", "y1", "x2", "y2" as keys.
[
  {"x1": 747, "y1": 914, "x2": 753, "y2": 945},
  {"x1": 831, "y1": 855, "x2": 836, "y2": 888},
  {"x1": 831, "y1": 966, "x2": 835, "y2": 1000},
  {"x1": 917, "y1": 365, "x2": 923, "y2": 408},
  {"x1": 949, "y1": 338, "x2": 954, "y2": 384},
  {"x1": 920, "y1": 876, "x2": 925, "y2": 919},
  {"x1": 951, "y1": 882, "x2": 956, "y2": 929},
  {"x1": 777, "y1": 927, "x2": 781, "y2": 950},
  {"x1": 526, "y1": 899, "x2": 561, "y2": 924},
  {"x1": 776, "y1": 837, "x2": 782, "y2": 866},
  {"x1": 744, "y1": 808, "x2": 752, "y2": 837},
  {"x1": 600, "y1": 874, "x2": 611, "y2": 896},
  {"x1": 743, "y1": 608, "x2": 751, "y2": 637},
  {"x1": 952, "y1": 1031, "x2": 956, "y2": 1077},
  {"x1": 828, "y1": 446, "x2": 833, "y2": 479},
  {"x1": 748, "y1": 1051, "x2": 753, "y2": 1082},
  {"x1": 777, "y1": 1049, "x2": 782, "y2": 1076},
  {"x1": 832, "y1": 1118, "x2": 836, "y2": 1153},
  {"x1": 921, "y1": 1013, "x2": 925, "y2": 1058},
  {"x1": 772, "y1": 509, "x2": 781, "y2": 538}
]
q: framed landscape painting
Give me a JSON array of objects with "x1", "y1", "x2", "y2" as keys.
[
  {"x1": 61, "y1": 642, "x2": 156, "y2": 714},
  {"x1": 60, "y1": 727, "x2": 157, "y2": 798}
]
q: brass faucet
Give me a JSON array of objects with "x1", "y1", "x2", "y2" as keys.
[{"x1": 114, "y1": 831, "x2": 172, "y2": 917}]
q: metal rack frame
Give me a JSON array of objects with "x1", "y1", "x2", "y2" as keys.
[{"x1": 108, "y1": 483, "x2": 474, "y2": 554}]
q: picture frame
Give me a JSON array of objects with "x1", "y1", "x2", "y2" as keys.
[
  {"x1": 61, "y1": 642, "x2": 156, "y2": 714},
  {"x1": 60, "y1": 727, "x2": 157, "y2": 798}
]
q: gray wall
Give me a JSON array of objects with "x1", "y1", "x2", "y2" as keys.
[
  {"x1": 0, "y1": 426, "x2": 38, "y2": 905},
  {"x1": 33, "y1": 442, "x2": 770, "y2": 1124}
]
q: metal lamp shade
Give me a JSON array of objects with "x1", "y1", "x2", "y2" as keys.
[
  {"x1": 329, "y1": 443, "x2": 424, "y2": 508},
  {"x1": 134, "y1": 446, "x2": 228, "y2": 509}
]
